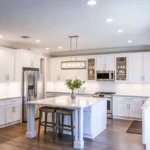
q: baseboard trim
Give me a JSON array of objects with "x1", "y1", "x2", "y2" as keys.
[{"x1": 0, "y1": 120, "x2": 20, "y2": 129}]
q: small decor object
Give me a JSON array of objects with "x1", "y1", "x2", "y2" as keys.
[{"x1": 65, "y1": 79, "x2": 85, "y2": 100}]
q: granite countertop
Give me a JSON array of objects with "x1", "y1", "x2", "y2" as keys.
[{"x1": 27, "y1": 96, "x2": 107, "y2": 109}]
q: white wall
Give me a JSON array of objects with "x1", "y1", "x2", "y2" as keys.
[
  {"x1": 46, "y1": 81, "x2": 150, "y2": 96},
  {"x1": 0, "y1": 82, "x2": 21, "y2": 99}
]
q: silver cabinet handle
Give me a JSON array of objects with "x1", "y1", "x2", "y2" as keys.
[
  {"x1": 129, "y1": 104, "x2": 130, "y2": 109},
  {"x1": 14, "y1": 107, "x2": 15, "y2": 113}
]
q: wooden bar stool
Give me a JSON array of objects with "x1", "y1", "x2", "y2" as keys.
[
  {"x1": 38, "y1": 106, "x2": 56, "y2": 139},
  {"x1": 55, "y1": 108, "x2": 74, "y2": 147}
]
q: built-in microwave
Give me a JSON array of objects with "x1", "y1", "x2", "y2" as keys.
[{"x1": 96, "y1": 71, "x2": 115, "y2": 81}]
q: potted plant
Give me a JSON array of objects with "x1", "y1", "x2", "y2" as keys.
[{"x1": 65, "y1": 79, "x2": 85, "y2": 99}]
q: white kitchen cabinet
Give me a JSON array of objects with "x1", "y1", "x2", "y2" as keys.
[
  {"x1": 129, "y1": 103, "x2": 142, "y2": 118},
  {"x1": 96, "y1": 55, "x2": 105, "y2": 70},
  {"x1": 113, "y1": 96, "x2": 143, "y2": 119},
  {"x1": 115, "y1": 54, "x2": 129, "y2": 82},
  {"x1": 0, "y1": 106, "x2": 5, "y2": 125},
  {"x1": 116, "y1": 102, "x2": 128, "y2": 117},
  {"x1": 0, "y1": 50, "x2": 15, "y2": 82},
  {"x1": 22, "y1": 51, "x2": 40, "y2": 68},
  {"x1": 6, "y1": 104, "x2": 21, "y2": 124},
  {"x1": 129, "y1": 53, "x2": 143, "y2": 83},
  {"x1": 96, "y1": 55, "x2": 115, "y2": 70},
  {"x1": 6, "y1": 105, "x2": 13, "y2": 123},
  {"x1": 143, "y1": 53, "x2": 150, "y2": 83}
]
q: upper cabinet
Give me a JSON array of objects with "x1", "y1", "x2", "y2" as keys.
[
  {"x1": 96, "y1": 55, "x2": 115, "y2": 71},
  {"x1": 0, "y1": 50, "x2": 15, "y2": 82},
  {"x1": 87, "y1": 58, "x2": 95, "y2": 80},
  {"x1": 129, "y1": 53, "x2": 143, "y2": 83},
  {"x1": 143, "y1": 53, "x2": 150, "y2": 83},
  {"x1": 22, "y1": 51, "x2": 40, "y2": 68},
  {"x1": 115, "y1": 54, "x2": 128, "y2": 82}
]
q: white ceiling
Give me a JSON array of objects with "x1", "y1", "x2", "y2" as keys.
[{"x1": 0, "y1": 0, "x2": 150, "y2": 53}]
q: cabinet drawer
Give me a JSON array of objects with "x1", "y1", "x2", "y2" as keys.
[
  {"x1": 5, "y1": 98, "x2": 21, "y2": 105},
  {"x1": 0, "y1": 101, "x2": 5, "y2": 107}
]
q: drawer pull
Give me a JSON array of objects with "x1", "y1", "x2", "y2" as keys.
[{"x1": 11, "y1": 101, "x2": 17, "y2": 103}]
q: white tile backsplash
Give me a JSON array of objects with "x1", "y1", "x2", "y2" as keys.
[
  {"x1": 46, "y1": 81, "x2": 150, "y2": 96},
  {"x1": 0, "y1": 82, "x2": 21, "y2": 99}
]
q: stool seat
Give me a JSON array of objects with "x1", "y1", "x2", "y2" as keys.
[
  {"x1": 56, "y1": 108, "x2": 74, "y2": 115},
  {"x1": 39, "y1": 106, "x2": 56, "y2": 112}
]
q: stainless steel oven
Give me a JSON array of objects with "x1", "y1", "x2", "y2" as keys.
[
  {"x1": 96, "y1": 71, "x2": 115, "y2": 81},
  {"x1": 93, "y1": 92, "x2": 115, "y2": 119}
]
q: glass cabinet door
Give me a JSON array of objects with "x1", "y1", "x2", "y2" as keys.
[
  {"x1": 88, "y1": 59, "x2": 95, "y2": 80},
  {"x1": 116, "y1": 57, "x2": 127, "y2": 81}
]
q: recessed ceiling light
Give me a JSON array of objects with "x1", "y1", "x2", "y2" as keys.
[
  {"x1": 87, "y1": 0, "x2": 97, "y2": 6},
  {"x1": 118, "y1": 30, "x2": 123, "y2": 33},
  {"x1": 128, "y1": 40, "x2": 132, "y2": 43},
  {"x1": 0, "y1": 35, "x2": 3, "y2": 38},
  {"x1": 36, "y1": 40, "x2": 40, "y2": 43},
  {"x1": 106, "y1": 18, "x2": 113, "y2": 23},
  {"x1": 58, "y1": 46, "x2": 63, "y2": 49},
  {"x1": 46, "y1": 48, "x2": 49, "y2": 50}
]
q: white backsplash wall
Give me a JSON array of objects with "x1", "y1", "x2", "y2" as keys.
[
  {"x1": 46, "y1": 81, "x2": 150, "y2": 96},
  {"x1": 0, "y1": 82, "x2": 21, "y2": 98}
]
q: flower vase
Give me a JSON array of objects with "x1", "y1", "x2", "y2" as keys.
[{"x1": 71, "y1": 90, "x2": 76, "y2": 100}]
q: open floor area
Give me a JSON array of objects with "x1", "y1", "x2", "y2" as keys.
[{"x1": 0, "y1": 119, "x2": 144, "y2": 150}]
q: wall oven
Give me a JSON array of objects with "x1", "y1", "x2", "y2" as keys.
[{"x1": 96, "y1": 71, "x2": 115, "y2": 81}]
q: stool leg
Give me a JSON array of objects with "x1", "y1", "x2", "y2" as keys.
[
  {"x1": 44, "y1": 112, "x2": 47, "y2": 134},
  {"x1": 59, "y1": 114, "x2": 61, "y2": 138},
  {"x1": 61, "y1": 114, "x2": 64, "y2": 138},
  {"x1": 38, "y1": 111, "x2": 42, "y2": 139},
  {"x1": 52, "y1": 112, "x2": 55, "y2": 139},
  {"x1": 71, "y1": 113, "x2": 74, "y2": 147},
  {"x1": 55, "y1": 113, "x2": 59, "y2": 140}
]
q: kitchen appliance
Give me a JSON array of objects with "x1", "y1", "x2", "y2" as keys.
[
  {"x1": 96, "y1": 71, "x2": 115, "y2": 81},
  {"x1": 93, "y1": 92, "x2": 116, "y2": 118},
  {"x1": 22, "y1": 68, "x2": 44, "y2": 122}
]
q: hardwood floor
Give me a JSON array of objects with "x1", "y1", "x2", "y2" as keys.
[{"x1": 0, "y1": 119, "x2": 144, "y2": 150}]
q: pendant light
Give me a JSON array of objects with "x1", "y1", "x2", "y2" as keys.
[{"x1": 61, "y1": 36, "x2": 86, "y2": 70}]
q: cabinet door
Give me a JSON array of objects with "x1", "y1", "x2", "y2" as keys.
[
  {"x1": 143, "y1": 53, "x2": 150, "y2": 83},
  {"x1": 0, "y1": 106, "x2": 5, "y2": 125},
  {"x1": 129, "y1": 103, "x2": 142, "y2": 119},
  {"x1": 129, "y1": 53, "x2": 143, "y2": 83},
  {"x1": 115, "y1": 54, "x2": 128, "y2": 81},
  {"x1": 105, "y1": 55, "x2": 115, "y2": 70},
  {"x1": 116, "y1": 102, "x2": 128, "y2": 117},
  {"x1": 22, "y1": 52, "x2": 32, "y2": 68},
  {"x1": 12, "y1": 104, "x2": 21, "y2": 122},
  {"x1": 6, "y1": 105, "x2": 13, "y2": 123},
  {"x1": 6, "y1": 51, "x2": 15, "y2": 82},
  {"x1": 96, "y1": 55, "x2": 105, "y2": 70},
  {"x1": 0, "y1": 50, "x2": 15, "y2": 82},
  {"x1": 31, "y1": 54, "x2": 40, "y2": 68}
]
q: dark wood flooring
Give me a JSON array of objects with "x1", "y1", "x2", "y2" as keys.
[{"x1": 0, "y1": 119, "x2": 144, "y2": 150}]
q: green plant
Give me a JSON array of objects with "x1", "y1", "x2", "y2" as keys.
[{"x1": 65, "y1": 79, "x2": 85, "y2": 90}]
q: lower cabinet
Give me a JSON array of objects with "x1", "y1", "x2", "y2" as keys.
[
  {"x1": 113, "y1": 96, "x2": 144, "y2": 119},
  {"x1": 6, "y1": 104, "x2": 21, "y2": 124},
  {"x1": 0, "y1": 98, "x2": 21, "y2": 128},
  {"x1": 0, "y1": 106, "x2": 5, "y2": 125}
]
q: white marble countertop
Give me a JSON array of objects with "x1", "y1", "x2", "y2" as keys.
[
  {"x1": 0, "y1": 96, "x2": 21, "y2": 101},
  {"x1": 27, "y1": 96, "x2": 107, "y2": 109}
]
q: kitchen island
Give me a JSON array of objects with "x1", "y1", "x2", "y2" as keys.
[{"x1": 26, "y1": 96, "x2": 107, "y2": 149}]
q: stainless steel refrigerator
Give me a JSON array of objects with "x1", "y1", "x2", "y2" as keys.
[{"x1": 22, "y1": 68, "x2": 44, "y2": 122}]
